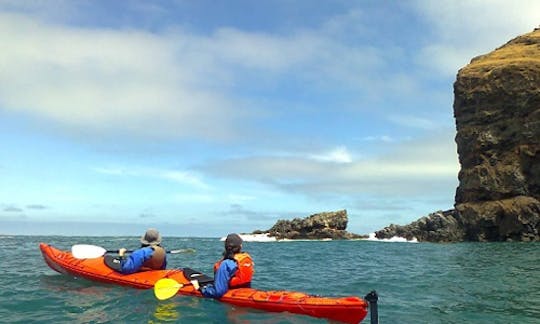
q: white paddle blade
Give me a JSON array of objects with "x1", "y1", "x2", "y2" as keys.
[
  {"x1": 71, "y1": 244, "x2": 107, "y2": 259},
  {"x1": 169, "y1": 248, "x2": 196, "y2": 254}
]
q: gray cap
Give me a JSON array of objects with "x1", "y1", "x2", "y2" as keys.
[{"x1": 140, "y1": 228, "x2": 162, "y2": 245}]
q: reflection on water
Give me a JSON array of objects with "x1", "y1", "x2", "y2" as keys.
[
  {"x1": 39, "y1": 274, "x2": 131, "y2": 323},
  {"x1": 150, "y1": 302, "x2": 179, "y2": 322}
]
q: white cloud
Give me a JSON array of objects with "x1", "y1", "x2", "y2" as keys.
[
  {"x1": 159, "y1": 170, "x2": 209, "y2": 189},
  {"x1": 309, "y1": 146, "x2": 352, "y2": 164},
  {"x1": 388, "y1": 114, "x2": 438, "y2": 130},
  {"x1": 200, "y1": 131, "x2": 459, "y2": 197},
  {"x1": 360, "y1": 135, "x2": 397, "y2": 143},
  {"x1": 414, "y1": 0, "x2": 540, "y2": 76},
  {"x1": 0, "y1": 9, "x2": 390, "y2": 144},
  {"x1": 0, "y1": 12, "x2": 244, "y2": 141}
]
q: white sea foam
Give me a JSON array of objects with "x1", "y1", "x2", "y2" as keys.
[
  {"x1": 220, "y1": 233, "x2": 277, "y2": 242},
  {"x1": 364, "y1": 232, "x2": 418, "y2": 243},
  {"x1": 219, "y1": 234, "x2": 337, "y2": 242},
  {"x1": 221, "y1": 232, "x2": 421, "y2": 243}
]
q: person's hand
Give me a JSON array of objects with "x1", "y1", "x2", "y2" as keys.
[
  {"x1": 190, "y1": 280, "x2": 200, "y2": 291},
  {"x1": 118, "y1": 248, "x2": 127, "y2": 257}
]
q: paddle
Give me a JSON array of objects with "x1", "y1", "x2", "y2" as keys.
[
  {"x1": 71, "y1": 244, "x2": 196, "y2": 259},
  {"x1": 154, "y1": 268, "x2": 214, "y2": 300},
  {"x1": 154, "y1": 278, "x2": 188, "y2": 300}
]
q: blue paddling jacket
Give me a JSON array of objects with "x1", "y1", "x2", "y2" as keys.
[{"x1": 120, "y1": 246, "x2": 167, "y2": 274}]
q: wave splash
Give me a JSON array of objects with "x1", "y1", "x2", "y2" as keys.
[
  {"x1": 219, "y1": 233, "x2": 419, "y2": 243},
  {"x1": 364, "y1": 232, "x2": 418, "y2": 243}
]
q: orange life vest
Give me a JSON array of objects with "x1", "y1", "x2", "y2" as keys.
[
  {"x1": 213, "y1": 252, "x2": 254, "y2": 288},
  {"x1": 141, "y1": 246, "x2": 166, "y2": 270}
]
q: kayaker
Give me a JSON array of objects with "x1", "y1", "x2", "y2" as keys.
[
  {"x1": 192, "y1": 233, "x2": 254, "y2": 298},
  {"x1": 105, "y1": 228, "x2": 167, "y2": 274}
]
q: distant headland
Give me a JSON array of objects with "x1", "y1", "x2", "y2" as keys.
[{"x1": 376, "y1": 27, "x2": 540, "y2": 242}]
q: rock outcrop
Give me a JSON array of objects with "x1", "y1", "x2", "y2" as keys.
[
  {"x1": 377, "y1": 28, "x2": 540, "y2": 242},
  {"x1": 254, "y1": 210, "x2": 365, "y2": 240},
  {"x1": 375, "y1": 210, "x2": 465, "y2": 243}
]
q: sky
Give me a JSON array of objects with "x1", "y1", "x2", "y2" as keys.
[{"x1": 1, "y1": 0, "x2": 539, "y2": 237}]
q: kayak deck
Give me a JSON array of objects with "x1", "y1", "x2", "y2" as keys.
[{"x1": 40, "y1": 243, "x2": 368, "y2": 323}]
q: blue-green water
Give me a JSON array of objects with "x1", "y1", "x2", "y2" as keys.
[{"x1": 1, "y1": 236, "x2": 539, "y2": 323}]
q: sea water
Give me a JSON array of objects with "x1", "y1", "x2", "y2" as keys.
[{"x1": 0, "y1": 235, "x2": 538, "y2": 323}]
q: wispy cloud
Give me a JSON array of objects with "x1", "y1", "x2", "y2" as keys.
[
  {"x1": 308, "y1": 146, "x2": 352, "y2": 164},
  {"x1": 388, "y1": 114, "x2": 438, "y2": 130},
  {"x1": 360, "y1": 135, "x2": 398, "y2": 143},
  {"x1": 224, "y1": 204, "x2": 279, "y2": 222},
  {"x1": 158, "y1": 170, "x2": 209, "y2": 189},
  {"x1": 3, "y1": 205, "x2": 23, "y2": 212},
  {"x1": 200, "y1": 132, "x2": 459, "y2": 197},
  {"x1": 26, "y1": 204, "x2": 48, "y2": 210},
  {"x1": 93, "y1": 166, "x2": 209, "y2": 189}
]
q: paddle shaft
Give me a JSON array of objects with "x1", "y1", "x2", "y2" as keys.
[
  {"x1": 71, "y1": 244, "x2": 195, "y2": 259},
  {"x1": 106, "y1": 249, "x2": 188, "y2": 254}
]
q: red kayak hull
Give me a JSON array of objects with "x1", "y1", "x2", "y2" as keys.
[{"x1": 40, "y1": 243, "x2": 368, "y2": 323}]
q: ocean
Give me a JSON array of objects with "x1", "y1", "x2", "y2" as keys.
[{"x1": 1, "y1": 235, "x2": 538, "y2": 323}]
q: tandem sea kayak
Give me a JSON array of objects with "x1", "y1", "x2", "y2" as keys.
[{"x1": 40, "y1": 243, "x2": 370, "y2": 323}]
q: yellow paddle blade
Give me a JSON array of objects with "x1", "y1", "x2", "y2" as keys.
[{"x1": 154, "y1": 278, "x2": 183, "y2": 300}]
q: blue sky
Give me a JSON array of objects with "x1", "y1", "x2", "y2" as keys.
[{"x1": 1, "y1": 0, "x2": 539, "y2": 237}]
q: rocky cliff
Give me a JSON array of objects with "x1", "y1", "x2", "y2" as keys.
[
  {"x1": 254, "y1": 210, "x2": 364, "y2": 240},
  {"x1": 376, "y1": 28, "x2": 540, "y2": 242},
  {"x1": 453, "y1": 28, "x2": 540, "y2": 241}
]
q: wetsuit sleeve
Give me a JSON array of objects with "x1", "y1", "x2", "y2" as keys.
[
  {"x1": 120, "y1": 247, "x2": 154, "y2": 274},
  {"x1": 201, "y1": 259, "x2": 237, "y2": 298}
]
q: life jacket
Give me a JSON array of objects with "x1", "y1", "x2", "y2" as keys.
[
  {"x1": 213, "y1": 252, "x2": 254, "y2": 288},
  {"x1": 141, "y1": 245, "x2": 166, "y2": 270}
]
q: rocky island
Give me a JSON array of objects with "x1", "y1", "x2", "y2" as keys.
[
  {"x1": 250, "y1": 210, "x2": 365, "y2": 240},
  {"x1": 376, "y1": 28, "x2": 540, "y2": 242}
]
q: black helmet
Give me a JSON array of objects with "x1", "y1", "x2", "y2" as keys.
[{"x1": 225, "y1": 233, "x2": 242, "y2": 249}]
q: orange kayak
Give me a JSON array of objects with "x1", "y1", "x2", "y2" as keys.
[{"x1": 40, "y1": 243, "x2": 369, "y2": 323}]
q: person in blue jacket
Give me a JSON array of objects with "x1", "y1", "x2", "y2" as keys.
[
  {"x1": 191, "y1": 233, "x2": 254, "y2": 298},
  {"x1": 105, "y1": 228, "x2": 167, "y2": 274}
]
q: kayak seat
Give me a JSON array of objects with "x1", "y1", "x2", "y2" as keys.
[
  {"x1": 182, "y1": 267, "x2": 214, "y2": 285},
  {"x1": 104, "y1": 255, "x2": 122, "y2": 272}
]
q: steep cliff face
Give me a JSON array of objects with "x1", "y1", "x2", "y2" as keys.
[
  {"x1": 453, "y1": 28, "x2": 540, "y2": 241},
  {"x1": 376, "y1": 28, "x2": 540, "y2": 242}
]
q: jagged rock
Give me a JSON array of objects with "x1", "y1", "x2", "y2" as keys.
[
  {"x1": 255, "y1": 210, "x2": 365, "y2": 240},
  {"x1": 375, "y1": 28, "x2": 540, "y2": 242},
  {"x1": 375, "y1": 210, "x2": 465, "y2": 242}
]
